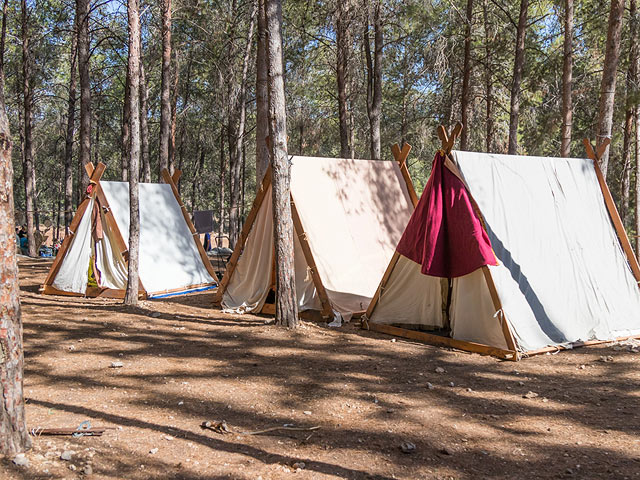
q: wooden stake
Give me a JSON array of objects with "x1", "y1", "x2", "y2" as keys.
[
  {"x1": 214, "y1": 166, "x2": 273, "y2": 305},
  {"x1": 584, "y1": 138, "x2": 640, "y2": 283},
  {"x1": 161, "y1": 168, "x2": 219, "y2": 284},
  {"x1": 290, "y1": 198, "x2": 333, "y2": 317},
  {"x1": 391, "y1": 143, "x2": 419, "y2": 208}
]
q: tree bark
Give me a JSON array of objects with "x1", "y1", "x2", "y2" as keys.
[
  {"x1": 121, "y1": 68, "x2": 131, "y2": 181},
  {"x1": 460, "y1": 0, "x2": 474, "y2": 150},
  {"x1": 336, "y1": 0, "x2": 352, "y2": 159},
  {"x1": 124, "y1": 0, "x2": 142, "y2": 306},
  {"x1": 64, "y1": 21, "x2": 78, "y2": 235},
  {"x1": 0, "y1": 3, "x2": 30, "y2": 450},
  {"x1": 140, "y1": 62, "x2": 150, "y2": 183},
  {"x1": 507, "y1": 0, "x2": 529, "y2": 155},
  {"x1": 219, "y1": 125, "x2": 226, "y2": 243},
  {"x1": 623, "y1": 0, "x2": 639, "y2": 225},
  {"x1": 229, "y1": 5, "x2": 256, "y2": 248},
  {"x1": 256, "y1": 0, "x2": 269, "y2": 183},
  {"x1": 560, "y1": 0, "x2": 573, "y2": 157},
  {"x1": 76, "y1": 0, "x2": 91, "y2": 192},
  {"x1": 169, "y1": 53, "x2": 179, "y2": 176},
  {"x1": 159, "y1": 0, "x2": 172, "y2": 179},
  {"x1": 597, "y1": 0, "x2": 625, "y2": 177},
  {"x1": 483, "y1": 0, "x2": 494, "y2": 152},
  {"x1": 21, "y1": 0, "x2": 36, "y2": 257},
  {"x1": 266, "y1": 0, "x2": 298, "y2": 327},
  {"x1": 364, "y1": 0, "x2": 383, "y2": 159}
]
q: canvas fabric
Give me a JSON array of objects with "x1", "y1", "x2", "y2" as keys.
[
  {"x1": 100, "y1": 181, "x2": 215, "y2": 295},
  {"x1": 222, "y1": 156, "x2": 414, "y2": 317},
  {"x1": 396, "y1": 151, "x2": 497, "y2": 277}
]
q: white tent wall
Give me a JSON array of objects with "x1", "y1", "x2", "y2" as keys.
[
  {"x1": 450, "y1": 267, "x2": 509, "y2": 349},
  {"x1": 368, "y1": 255, "x2": 444, "y2": 327},
  {"x1": 51, "y1": 196, "x2": 95, "y2": 294},
  {"x1": 451, "y1": 150, "x2": 640, "y2": 352},
  {"x1": 93, "y1": 206, "x2": 128, "y2": 290},
  {"x1": 290, "y1": 156, "x2": 413, "y2": 313},
  {"x1": 221, "y1": 185, "x2": 321, "y2": 314},
  {"x1": 101, "y1": 181, "x2": 215, "y2": 295}
]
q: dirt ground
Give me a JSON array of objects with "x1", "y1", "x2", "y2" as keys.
[{"x1": 2, "y1": 257, "x2": 640, "y2": 480}]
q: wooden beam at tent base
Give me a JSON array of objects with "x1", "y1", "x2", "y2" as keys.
[
  {"x1": 523, "y1": 334, "x2": 640, "y2": 358},
  {"x1": 41, "y1": 284, "x2": 147, "y2": 300},
  {"x1": 364, "y1": 322, "x2": 519, "y2": 361}
]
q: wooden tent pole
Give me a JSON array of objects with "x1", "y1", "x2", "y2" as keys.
[
  {"x1": 290, "y1": 198, "x2": 333, "y2": 317},
  {"x1": 42, "y1": 162, "x2": 106, "y2": 289},
  {"x1": 161, "y1": 168, "x2": 220, "y2": 284},
  {"x1": 584, "y1": 138, "x2": 640, "y2": 283},
  {"x1": 213, "y1": 165, "x2": 273, "y2": 305},
  {"x1": 440, "y1": 122, "x2": 519, "y2": 355},
  {"x1": 391, "y1": 143, "x2": 419, "y2": 208}
]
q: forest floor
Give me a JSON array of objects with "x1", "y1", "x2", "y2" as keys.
[{"x1": 2, "y1": 257, "x2": 640, "y2": 480}]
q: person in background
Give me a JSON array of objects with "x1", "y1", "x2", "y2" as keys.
[{"x1": 203, "y1": 232, "x2": 212, "y2": 252}]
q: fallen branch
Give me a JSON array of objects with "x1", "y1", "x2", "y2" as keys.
[
  {"x1": 200, "y1": 420, "x2": 320, "y2": 436},
  {"x1": 29, "y1": 427, "x2": 109, "y2": 437}
]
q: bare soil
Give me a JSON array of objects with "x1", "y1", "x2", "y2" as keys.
[{"x1": 2, "y1": 257, "x2": 640, "y2": 479}]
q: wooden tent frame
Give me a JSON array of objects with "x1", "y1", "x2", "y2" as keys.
[
  {"x1": 363, "y1": 127, "x2": 640, "y2": 360},
  {"x1": 41, "y1": 163, "x2": 218, "y2": 299},
  {"x1": 213, "y1": 148, "x2": 418, "y2": 317}
]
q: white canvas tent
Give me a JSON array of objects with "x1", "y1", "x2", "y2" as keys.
[
  {"x1": 42, "y1": 163, "x2": 218, "y2": 299},
  {"x1": 365, "y1": 128, "x2": 640, "y2": 360},
  {"x1": 214, "y1": 146, "x2": 417, "y2": 320}
]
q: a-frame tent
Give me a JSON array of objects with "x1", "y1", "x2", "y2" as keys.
[
  {"x1": 42, "y1": 162, "x2": 218, "y2": 299},
  {"x1": 364, "y1": 125, "x2": 640, "y2": 360},
  {"x1": 213, "y1": 146, "x2": 418, "y2": 320}
]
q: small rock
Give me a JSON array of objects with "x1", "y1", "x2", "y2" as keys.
[
  {"x1": 60, "y1": 450, "x2": 75, "y2": 461},
  {"x1": 163, "y1": 435, "x2": 174, "y2": 441},
  {"x1": 579, "y1": 365, "x2": 586, "y2": 369},
  {"x1": 292, "y1": 461, "x2": 306, "y2": 469},
  {"x1": 599, "y1": 355, "x2": 614, "y2": 363},
  {"x1": 518, "y1": 381, "x2": 525, "y2": 386},
  {"x1": 12, "y1": 453, "x2": 29, "y2": 467},
  {"x1": 178, "y1": 401, "x2": 184, "y2": 406},
  {"x1": 426, "y1": 382, "x2": 435, "y2": 390},
  {"x1": 69, "y1": 345, "x2": 76, "y2": 351},
  {"x1": 400, "y1": 441, "x2": 416, "y2": 454},
  {"x1": 466, "y1": 388, "x2": 473, "y2": 392},
  {"x1": 566, "y1": 468, "x2": 573, "y2": 475},
  {"x1": 149, "y1": 448, "x2": 158, "y2": 455},
  {"x1": 390, "y1": 338, "x2": 396, "y2": 343},
  {"x1": 110, "y1": 361, "x2": 124, "y2": 368},
  {"x1": 439, "y1": 446, "x2": 453, "y2": 456},
  {"x1": 303, "y1": 411, "x2": 312, "y2": 415},
  {"x1": 83, "y1": 464, "x2": 93, "y2": 475},
  {"x1": 449, "y1": 382, "x2": 455, "y2": 387},
  {"x1": 150, "y1": 312, "x2": 161, "y2": 318},
  {"x1": 435, "y1": 367, "x2": 446, "y2": 374},
  {"x1": 523, "y1": 391, "x2": 539, "y2": 399},
  {"x1": 69, "y1": 464, "x2": 77, "y2": 471}
]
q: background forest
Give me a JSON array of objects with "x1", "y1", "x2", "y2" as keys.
[{"x1": 5, "y1": 0, "x2": 639, "y2": 250}]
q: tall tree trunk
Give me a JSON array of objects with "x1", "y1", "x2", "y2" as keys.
[
  {"x1": 21, "y1": 0, "x2": 36, "y2": 257},
  {"x1": 597, "y1": 0, "x2": 625, "y2": 177},
  {"x1": 219, "y1": 125, "x2": 226, "y2": 243},
  {"x1": 266, "y1": 0, "x2": 298, "y2": 327},
  {"x1": 364, "y1": 0, "x2": 383, "y2": 159},
  {"x1": 63, "y1": 17, "x2": 78, "y2": 235},
  {"x1": 635, "y1": 101, "x2": 640, "y2": 256},
  {"x1": 483, "y1": 0, "x2": 494, "y2": 152},
  {"x1": 121, "y1": 68, "x2": 131, "y2": 181},
  {"x1": 169, "y1": 53, "x2": 179, "y2": 176},
  {"x1": 124, "y1": 0, "x2": 141, "y2": 306},
  {"x1": 229, "y1": 6, "x2": 256, "y2": 248},
  {"x1": 140, "y1": 62, "x2": 150, "y2": 183},
  {"x1": 0, "y1": 0, "x2": 30, "y2": 452},
  {"x1": 623, "y1": 0, "x2": 639, "y2": 225},
  {"x1": 561, "y1": 0, "x2": 574, "y2": 157},
  {"x1": 256, "y1": 0, "x2": 269, "y2": 182},
  {"x1": 460, "y1": 0, "x2": 474, "y2": 150},
  {"x1": 336, "y1": 0, "x2": 352, "y2": 159},
  {"x1": 507, "y1": 0, "x2": 529, "y2": 155},
  {"x1": 159, "y1": 0, "x2": 172, "y2": 178},
  {"x1": 76, "y1": 0, "x2": 91, "y2": 191}
]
